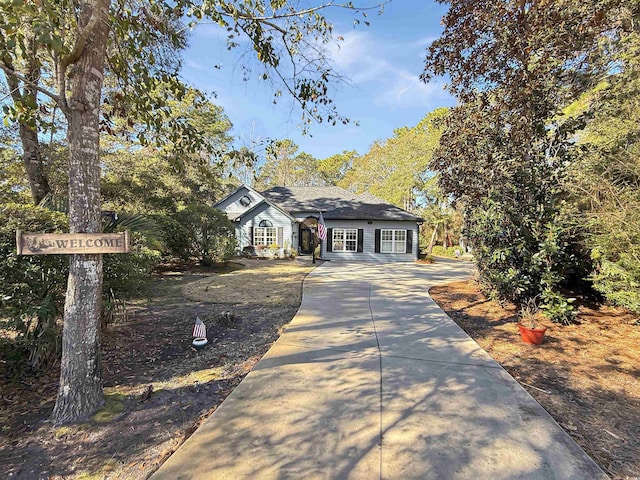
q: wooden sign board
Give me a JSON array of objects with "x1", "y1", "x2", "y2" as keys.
[{"x1": 16, "y1": 230, "x2": 130, "y2": 255}]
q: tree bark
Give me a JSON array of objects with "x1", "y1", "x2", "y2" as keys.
[
  {"x1": 427, "y1": 225, "x2": 438, "y2": 253},
  {"x1": 2, "y1": 45, "x2": 51, "y2": 204},
  {"x1": 51, "y1": 0, "x2": 110, "y2": 425},
  {"x1": 19, "y1": 122, "x2": 50, "y2": 204}
]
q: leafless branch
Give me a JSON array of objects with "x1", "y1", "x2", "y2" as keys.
[{"x1": 0, "y1": 62, "x2": 61, "y2": 104}]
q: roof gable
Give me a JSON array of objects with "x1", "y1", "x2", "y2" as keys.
[
  {"x1": 214, "y1": 184, "x2": 296, "y2": 222},
  {"x1": 214, "y1": 184, "x2": 264, "y2": 212}
]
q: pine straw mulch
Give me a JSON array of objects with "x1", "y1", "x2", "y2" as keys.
[
  {"x1": 0, "y1": 258, "x2": 315, "y2": 480},
  {"x1": 429, "y1": 280, "x2": 640, "y2": 480}
]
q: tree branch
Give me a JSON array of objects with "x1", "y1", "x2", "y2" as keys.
[
  {"x1": 60, "y1": 3, "x2": 104, "y2": 69},
  {"x1": 188, "y1": 1, "x2": 390, "y2": 30},
  {"x1": 0, "y1": 62, "x2": 62, "y2": 105},
  {"x1": 230, "y1": 1, "x2": 390, "y2": 22}
]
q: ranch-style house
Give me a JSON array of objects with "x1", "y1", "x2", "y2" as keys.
[{"x1": 214, "y1": 185, "x2": 423, "y2": 262}]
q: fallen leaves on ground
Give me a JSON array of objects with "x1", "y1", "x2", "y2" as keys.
[
  {"x1": 430, "y1": 280, "x2": 640, "y2": 480},
  {"x1": 0, "y1": 258, "x2": 315, "y2": 480}
]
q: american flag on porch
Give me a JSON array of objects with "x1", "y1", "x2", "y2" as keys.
[
  {"x1": 192, "y1": 316, "x2": 206, "y2": 338},
  {"x1": 317, "y1": 212, "x2": 327, "y2": 241}
]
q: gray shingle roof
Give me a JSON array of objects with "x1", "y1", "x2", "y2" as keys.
[
  {"x1": 261, "y1": 186, "x2": 356, "y2": 211},
  {"x1": 260, "y1": 186, "x2": 423, "y2": 222}
]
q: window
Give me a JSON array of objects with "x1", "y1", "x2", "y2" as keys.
[
  {"x1": 239, "y1": 195, "x2": 252, "y2": 207},
  {"x1": 333, "y1": 228, "x2": 357, "y2": 252},
  {"x1": 259, "y1": 220, "x2": 273, "y2": 227},
  {"x1": 254, "y1": 226, "x2": 276, "y2": 246},
  {"x1": 381, "y1": 229, "x2": 406, "y2": 253}
]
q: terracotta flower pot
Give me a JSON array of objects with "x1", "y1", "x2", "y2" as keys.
[{"x1": 518, "y1": 324, "x2": 547, "y2": 345}]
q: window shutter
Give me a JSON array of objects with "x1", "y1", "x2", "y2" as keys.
[
  {"x1": 327, "y1": 228, "x2": 333, "y2": 252},
  {"x1": 277, "y1": 227, "x2": 284, "y2": 247},
  {"x1": 406, "y1": 229, "x2": 413, "y2": 254},
  {"x1": 374, "y1": 229, "x2": 381, "y2": 253},
  {"x1": 357, "y1": 229, "x2": 364, "y2": 253},
  {"x1": 250, "y1": 227, "x2": 254, "y2": 245}
]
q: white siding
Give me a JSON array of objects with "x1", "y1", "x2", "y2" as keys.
[
  {"x1": 321, "y1": 220, "x2": 419, "y2": 262},
  {"x1": 216, "y1": 186, "x2": 264, "y2": 219},
  {"x1": 237, "y1": 203, "x2": 295, "y2": 252}
]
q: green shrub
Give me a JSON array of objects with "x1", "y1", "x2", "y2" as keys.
[
  {"x1": 466, "y1": 197, "x2": 582, "y2": 324},
  {"x1": 0, "y1": 203, "x2": 68, "y2": 372},
  {"x1": 540, "y1": 288, "x2": 577, "y2": 325},
  {"x1": 446, "y1": 246, "x2": 461, "y2": 257},
  {"x1": 158, "y1": 214, "x2": 193, "y2": 260},
  {"x1": 163, "y1": 204, "x2": 237, "y2": 265},
  {"x1": 431, "y1": 245, "x2": 463, "y2": 258},
  {"x1": 102, "y1": 235, "x2": 160, "y2": 327},
  {"x1": 1, "y1": 204, "x2": 161, "y2": 372},
  {"x1": 590, "y1": 250, "x2": 640, "y2": 314}
]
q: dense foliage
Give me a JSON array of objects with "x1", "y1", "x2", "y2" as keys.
[
  {"x1": 340, "y1": 108, "x2": 448, "y2": 208},
  {"x1": 0, "y1": 204, "x2": 68, "y2": 373},
  {"x1": 0, "y1": 204, "x2": 159, "y2": 373},
  {"x1": 422, "y1": 0, "x2": 636, "y2": 321},
  {"x1": 163, "y1": 204, "x2": 237, "y2": 265},
  {"x1": 571, "y1": 30, "x2": 640, "y2": 313}
]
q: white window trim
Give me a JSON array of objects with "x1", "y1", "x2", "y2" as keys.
[
  {"x1": 381, "y1": 229, "x2": 407, "y2": 254},
  {"x1": 332, "y1": 228, "x2": 358, "y2": 252},
  {"x1": 254, "y1": 226, "x2": 277, "y2": 246}
]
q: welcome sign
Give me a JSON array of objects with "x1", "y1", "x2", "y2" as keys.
[{"x1": 16, "y1": 230, "x2": 130, "y2": 255}]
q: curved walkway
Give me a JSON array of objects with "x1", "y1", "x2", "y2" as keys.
[{"x1": 151, "y1": 259, "x2": 606, "y2": 480}]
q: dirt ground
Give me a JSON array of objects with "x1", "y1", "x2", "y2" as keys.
[
  {"x1": 430, "y1": 280, "x2": 640, "y2": 480},
  {"x1": 0, "y1": 258, "x2": 315, "y2": 480}
]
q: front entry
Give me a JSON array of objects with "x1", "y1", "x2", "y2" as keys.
[
  {"x1": 299, "y1": 216, "x2": 319, "y2": 255},
  {"x1": 300, "y1": 227, "x2": 313, "y2": 255}
]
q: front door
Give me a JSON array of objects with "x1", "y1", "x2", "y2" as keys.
[{"x1": 300, "y1": 227, "x2": 314, "y2": 255}]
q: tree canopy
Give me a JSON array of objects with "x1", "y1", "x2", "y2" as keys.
[
  {"x1": 0, "y1": 0, "x2": 387, "y2": 424},
  {"x1": 339, "y1": 108, "x2": 448, "y2": 208},
  {"x1": 422, "y1": 0, "x2": 639, "y2": 320}
]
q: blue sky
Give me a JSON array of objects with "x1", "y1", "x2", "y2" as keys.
[{"x1": 181, "y1": 1, "x2": 456, "y2": 160}]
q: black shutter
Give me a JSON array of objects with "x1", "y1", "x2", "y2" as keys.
[
  {"x1": 406, "y1": 229, "x2": 413, "y2": 254},
  {"x1": 277, "y1": 227, "x2": 284, "y2": 247},
  {"x1": 327, "y1": 228, "x2": 333, "y2": 252},
  {"x1": 374, "y1": 229, "x2": 381, "y2": 253},
  {"x1": 357, "y1": 229, "x2": 364, "y2": 253},
  {"x1": 250, "y1": 227, "x2": 254, "y2": 245}
]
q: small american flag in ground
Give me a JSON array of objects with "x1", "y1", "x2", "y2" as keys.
[
  {"x1": 318, "y1": 212, "x2": 327, "y2": 241},
  {"x1": 192, "y1": 316, "x2": 206, "y2": 338}
]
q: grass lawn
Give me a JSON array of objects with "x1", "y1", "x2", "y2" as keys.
[
  {"x1": 430, "y1": 280, "x2": 640, "y2": 480},
  {"x1": 0, "y1": 258, "x2": 315, "y2": 480}
]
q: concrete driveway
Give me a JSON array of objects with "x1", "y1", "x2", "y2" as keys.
[{"x1": 151, "y1": 259, "x2": 606, "y2": 480}]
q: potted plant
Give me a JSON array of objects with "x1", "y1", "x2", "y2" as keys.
[
  {"x1": 255, "y1": 244, "x2": 267, "y2": 258},
  {"x1": 268, "y1": 243, "x2": 280, "y2": 258},
  {"x1": 517, "y1": 297, "x2": 547, "y2": 345}
]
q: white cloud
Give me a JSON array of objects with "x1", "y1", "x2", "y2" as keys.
[
  {"x1": 327, "y1": 30, "x2": 453, "y2": 110},
  {"x1": 184, "y1": 59, "x2": 205, "y2": 70},
  {"x1": 191, "y1": 23, "x2": 232, "y2": 40},
  {"x1": 410, "y1": 35, "x2": 438, "y2": 49},
  {"x1": 329, "y1": 31, "x2": 395, "y2": 83},
  {"x1": 374, "y1": 72, "x2": 451, "y2": 109}
]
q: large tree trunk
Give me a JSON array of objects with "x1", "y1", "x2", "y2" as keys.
[
  {"x1": 19, "y1": 122, "x2": 50, "y2": 204},
  {"x1": 51, "y1": 0, "x2": 110, "y2": 425},
  {"x1": 427, "y1": 225, "x2": 438, "y2": 253},
  {"x1": 2, "y1": 43, "x2": 51, "y2": 204}
]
